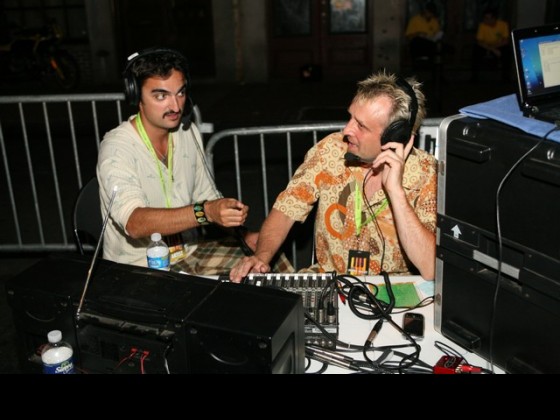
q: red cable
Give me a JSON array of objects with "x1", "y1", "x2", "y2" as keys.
[
  {"x1": 460, "y1": 364, "x2": 483, "y2": 374},
  {"x1": 140, "y1": 351, "x2": 150, "y2": 374},
  {"x1": 114, "y1": 348, "x2": 137, "y2": 371}
]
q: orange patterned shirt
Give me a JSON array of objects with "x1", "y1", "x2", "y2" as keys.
[{"x1": 273, "y1": 132, "x2": 437, "y2": 275}]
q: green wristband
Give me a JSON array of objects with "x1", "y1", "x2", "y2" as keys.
[{"x1": 193, "y1": 201, "x2": 209, "y2": 225}]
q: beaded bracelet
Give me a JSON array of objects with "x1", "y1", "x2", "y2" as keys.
[{"x1": 193, "y1": 201, "x2": 209, "y2": 225}]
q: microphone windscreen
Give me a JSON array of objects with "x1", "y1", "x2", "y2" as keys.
[{"x1": 344, "y1": 152, "x2": 361, "y2": 163}]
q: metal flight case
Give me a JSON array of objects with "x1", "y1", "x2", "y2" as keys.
[{"x1": 435, "y1": 115, "x2": 560, "y2": 373}]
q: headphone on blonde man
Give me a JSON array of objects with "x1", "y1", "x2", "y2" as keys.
[{"x1": 379, "y1": 76, "x2": 419, "y2": 145}]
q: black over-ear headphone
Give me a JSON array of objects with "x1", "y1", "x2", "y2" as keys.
[
  {"x1": 122, "y1": 47, "x2": 191, "y2": 107},
  {"x1": 379, "y1": 76, "x2": 419, "y2": 145}
]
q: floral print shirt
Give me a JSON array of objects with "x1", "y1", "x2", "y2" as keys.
[{"x1": 273, "y1": 132, "x2": 437, "y2": 275}]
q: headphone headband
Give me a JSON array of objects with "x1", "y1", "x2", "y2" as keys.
[
  {"x1": 122, "y1": 47, "x2": 190, "y2": 107},
  {"x1": 395, "y1": 76, "x2": 418, "y2": 131},
  {"x1": 380, "y1": 76, "x2": 419, "y2": 145}
]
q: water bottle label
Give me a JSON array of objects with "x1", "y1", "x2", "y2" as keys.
[
  {"x1": 147, "y1": 255, "x2": 170, "y2": 270},
  {"x1": 43, "y1": 358, "x2": 75, "y2": 374}
]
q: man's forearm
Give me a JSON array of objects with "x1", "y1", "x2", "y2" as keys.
[
  {"x1": 388, "y1": 191, "x2": 436, "y2": 279},
  {"x1": 126, "y1": 206, "x2": 197, "y2": 238},
  {"x1": 254, "y1": 209, "x2": 295, "y2": 264}
]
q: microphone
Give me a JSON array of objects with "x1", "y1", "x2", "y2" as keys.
[
  {"x1": 343, "y1": 135, "x2": 363, "y2": 163},
  {"x1": 344, "y1": 152, "x2": 375, "y2": 164},
  {"x1": 75, "y1": 185, "x2": 118, "y2": 321},
  {"x1": 344, "y1": 152, "x2": 362, "y2": 163}
]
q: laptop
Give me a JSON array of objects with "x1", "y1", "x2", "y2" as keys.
[{"x1": 511, "y1": 23, "x2": 560, "y2": 123}]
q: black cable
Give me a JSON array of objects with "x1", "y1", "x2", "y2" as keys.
[
  {"x1": 305, "y1": 273, "x2": 431, "y2": 373},
  {"x1": 490, "y1": 124, "x2": 560, "y2": 372},
  {"x1": 366, "y1": 361, "x2": 433, "y2": 374},
  {"x1": 229, "y1": 224, "x2": 254, "y2": 256},
  {"x1": 337, "y1": 273, "x2": 395, "y2": 321},
  {"x1": 304, "y1": 356, "x2": 329, "y2": 374},
  {"x1": 190, "y1": 124, "x2": 254, "y2": 256},
  {"x1": 304, "y1": 306, "x2": 411, "y2": 357},
  {"x1": 369, "y1": 312, "x2": 422, "y2": 373},
  {"x1": 255, "y1": 272, "x2": 425, "y2": 373},
  {"x1": 306, "y1": 345, "x2": 380, "y2": 373},
  {"x1": 359, "y1": 346, "x2": 432, "y2": 374},
  {"x1": 305, "y1": 305, "x2": 425, "y2": 373},
  {"x1": 352, "y1": 359, "x2": 394, "y2": 374},
  {"x1": 390, "y1": 296, "x2": 434, "y2": 314},
  {"x1": 362, "y1": 168, "x2": 387, "y2": 271},
  {"x1": 434, "y1": 340, "x2": 465, "y2": 360},
  {"x1": 338, "y1": 273, "x2": 426, "y2": 372},
  {"x1": 307, "y1": 363, "x2": 329, "y2": 375},
  {"x1": 347, "y1": 150, "x2": 426, "y2": 371},
  {"x1": 304, "y1": 309, "x2": 361, "y2": 351},
  {"x1": 391, "y1": 349, "x2": 433, "y2": 370},
  {"x1": 415, "y1": 296, "x2": 435, "y2": 308}
]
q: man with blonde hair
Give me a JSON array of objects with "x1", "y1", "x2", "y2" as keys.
[{"x1": 230, "y1": 71, "x2": 437, "y2": 282}]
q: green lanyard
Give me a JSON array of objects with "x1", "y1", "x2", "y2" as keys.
[
  {"x1": 354, "y1": 180, "x2": 388, "y2": 237},
  {"x1": 135, "y1": 114, "x2": 174, "y2": 208}
]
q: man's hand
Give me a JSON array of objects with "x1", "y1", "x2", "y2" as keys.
[
  {"x1": 229, "y1": 255, "x2": 270, "y2": 283},
  {"x1": 372, "y1": 137, "x2": 414, "y2": 195},
  {"x1": 205, "y1": 198, "x2": 248, "y2": 227}
]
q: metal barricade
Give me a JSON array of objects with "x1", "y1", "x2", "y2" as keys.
[
  {"x1": 0, "y1": 93, "x2": 210, "y2": 253},
  {"x1": 0, "y1": 90, "x2": 441, "y2": 261},
  {"x1": 205, "y1": 123, "x2": 345, "y2": 270},
  {"x1": 0, "y1": 93, "x2": 128, "y2": 252}
]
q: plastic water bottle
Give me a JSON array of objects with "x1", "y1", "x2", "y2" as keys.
[
  {"x1": 41, "y1": 330, "x2": 75, "y2": 374},
  {"x1": 147, "y1": 232, "x2": 170, "y2": 271}
]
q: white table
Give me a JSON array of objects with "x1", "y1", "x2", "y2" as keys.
[{"x1": 307, "y1": 275, "x2": 505, "y2": 374}]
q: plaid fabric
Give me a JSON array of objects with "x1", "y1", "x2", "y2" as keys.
[{"x1": 171, "y1": 236, "x2": 294, "y2": 276}]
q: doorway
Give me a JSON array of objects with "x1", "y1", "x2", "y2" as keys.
[{"x1": 267, "y1": 0, "x2": 374, "y2": 80}]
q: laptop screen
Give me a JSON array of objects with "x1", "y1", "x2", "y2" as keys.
[{"x1": 512, "y1": 23, "x2": 560, "y2": 111}]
